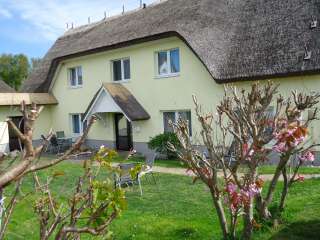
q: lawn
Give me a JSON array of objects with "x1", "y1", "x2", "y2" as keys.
[
  {"x1": 116, "y1": 155, "x2": 320, "y2": 174},
  {"x1": 4, "y1": 161, "x2": 320, "y2": 239}
]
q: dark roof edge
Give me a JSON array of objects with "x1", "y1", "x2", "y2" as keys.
[{"x1": 215, "y1": 68, "x2": 320, "y2": 85}]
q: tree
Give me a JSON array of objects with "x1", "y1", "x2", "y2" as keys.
[
  {"x1": 0, "y1": 54, "x2": 30, "y2": 90},
  {"x1": 169, "y1": 81, "x2": 319, "y2": 239}
]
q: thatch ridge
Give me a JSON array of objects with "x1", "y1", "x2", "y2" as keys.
[{"x1": 22, "y1": 0, "x2": 320, "y2": 92}]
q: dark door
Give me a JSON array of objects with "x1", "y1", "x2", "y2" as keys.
[
  {"x1": 115, "y1": 113, "x2": 132, "y2": 151},
  {"x1": 8, "y1": 116, "x2": 24, "y2": 151}
]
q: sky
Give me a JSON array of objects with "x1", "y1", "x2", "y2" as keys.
[{"x1": 0, "y1": 0, "x2": 156, "y2": 59}]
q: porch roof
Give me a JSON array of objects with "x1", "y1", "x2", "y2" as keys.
[
  {"x1": 83, "y1": 83, "x2": 150, "y2": 121},
  {"x1": 0, "y1": 93, "x2": 58, "y2": 106}
]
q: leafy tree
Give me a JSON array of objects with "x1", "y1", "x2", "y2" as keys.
[{"x1": 0, "y1": 54, "x2": 30, "y2": 90}]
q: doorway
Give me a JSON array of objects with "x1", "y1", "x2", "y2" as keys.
[
  {"x1": 114, "y1": 113, "x2": 132, "y2": 151},
  {"x1": 8, "y1": 116, "x2": 24, "y2": 151}
]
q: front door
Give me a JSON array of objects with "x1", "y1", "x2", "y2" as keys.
[{"x1": 115, "y1": 113, "x2": 132, "y2": 151}]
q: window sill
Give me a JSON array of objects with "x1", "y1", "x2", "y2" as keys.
[
  {"x1": 68, "y1": 85, "x2": 83, "y2": 89},
  {"x1": 155, "y1": 73, "x2": 180, "y2": 79},
  {"x1": 113, "y1": 80, "x2": 131, "y2": 84}
]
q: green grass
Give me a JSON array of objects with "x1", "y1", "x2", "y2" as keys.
[
  {"x1": 114, "y1": 155, "x2": 187, "y2": 169},
  {"x1": 116, "y1": 155, "x2": 320, "y2": 174},
  {"x1": 4, "y1": 161, "x2": 320, "y2": 239},
  {"x1": 257, "y1": 165, "x2": 320, "y2": 175}
]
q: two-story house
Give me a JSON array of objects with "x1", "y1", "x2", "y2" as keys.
[{"x1": 2, "y1": 0, "x2": 320, "y2": 160}]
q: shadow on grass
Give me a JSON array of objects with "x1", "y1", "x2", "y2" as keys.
[
  {"x1": 173, "y1": 227, "x2": 199, "y2": 239},
  {"x1": 270, "y1": 220, "x2": 320, "y2": 240}
]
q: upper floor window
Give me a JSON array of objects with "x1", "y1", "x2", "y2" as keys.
[
  {"x1": 69, "y1": 66, "x2": 83, "y2": 87},
  {"x1": 163, "y1": 110, "x2": 192, "y2": 136},
  {"x1": 112, "y1": 58, "x2": 130, "y2": 82},
  {"x1": 157, "y1": 48, "x2": 180, "y2": 77}
]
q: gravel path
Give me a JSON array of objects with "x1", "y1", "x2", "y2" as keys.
[{"x1": 152, "y1": 166, "x2": 320, "y2": 181}]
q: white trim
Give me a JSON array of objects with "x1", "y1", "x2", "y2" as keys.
[
  {"x1": 111, "y1": 57, "x2": 131, "y2": 82},
  {"x1": 70, "y1": 113, "x2": 83, "y2": 137},
  {"x1": 83, "y1": 87, "x2": 105, "y2": 122},
  {"x1": 162, "y1": 110, "x2": 192, "y2": 136},
  {"x1": 68, "y1": 66, "x2": 83, "y2": 88},
  {"x1": 155, "y1": 48, "x2": 180, "y2": 78},
  {"x1": 154, "y1": 73, "x2": 180, "y2": 79},
  {"x1": 83, "y1": 87, "x2": 132, "y2": 123}
]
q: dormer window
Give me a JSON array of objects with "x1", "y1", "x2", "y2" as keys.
[
  {"x1": 69, "y1": 66, "x2": 83, "y2": 87},
  {"x1": 112, "y1": 58, "x2": 131, "y2": 82},
  {"x1": 156, "y1": 48, "x2": 180, "y2": 77}
]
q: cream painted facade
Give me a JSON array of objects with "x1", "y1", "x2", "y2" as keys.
[
  {"x1": 49, "y1": 37, "x2": 225, "y2": 152},
  {"x1": 1, "y1": 36, "x2": 319, "y2": 155},
  {"x1": 0, "y1": 106, "x2": 53, "y2": 143},
  {"x1": 41, "y1": 37, "x2": 320, "y2": 151}
]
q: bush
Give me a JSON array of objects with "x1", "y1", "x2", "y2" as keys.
[{"x1": 148, "y1": 132, "x2": 181, "y2": 159}]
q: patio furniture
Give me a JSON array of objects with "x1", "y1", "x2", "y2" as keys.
[
  {"x1": 115, "y1": 163, "x2": 143, "y2": 196},
  {"x1": 48, "y1": 135, "x2": 61, "y2": 154},
  {"x1": 138, "y1": 153, "x2": 157, "y2": 185},
  {"x1": 56, "y1": 131, "x2": 65, "y2": 139},
  {"x1": 55, "y1": 131, "x2": 72, "y2": 152}
]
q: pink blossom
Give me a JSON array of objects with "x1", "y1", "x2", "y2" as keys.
[
  {"x1": 241, "y1": 184, "x2": 261, "y2": 199},
  {"x1": 295, "y1": 175, "x2": 305, "y2": 182},
  {"x1": 273, "y1": 142, "x2": 287, "y2": 153},
  {"x1": 299, "y1": 151, "x2": 315, "y2": 162},
  {"x1": 226, "y1": 183, "x2": 237, "y2": 194}
]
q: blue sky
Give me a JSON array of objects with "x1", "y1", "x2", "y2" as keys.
[{"x1": 0, "y1": 0, "x2": 156, "y2": 58}]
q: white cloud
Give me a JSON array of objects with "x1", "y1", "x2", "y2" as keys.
[
  {"x1": 0, "y1": 8, "x2": 12, "y2": 18},
  {"x1": 0, "y1": 0, "x2": 157, "y2": 41}
]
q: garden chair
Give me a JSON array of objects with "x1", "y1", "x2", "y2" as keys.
[
  {"x1": 115, "y1": 163, "x2": 143, "y2": 196},
  {"x1": 46, "y1": 135, "x2": 62, "y2": 154},
  {"x1": 56, "y1": 131, "x2": 72, "y2": 152},
  {"x1": 138, "y1": 153, "x2": 157, "y2": 185},
  {"x1": 56, "y1": 131, "x2": 65, "y2": 139}
]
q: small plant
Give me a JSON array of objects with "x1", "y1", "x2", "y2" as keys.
[
  {"x1": 148, "y1": 132, "x2": 181, "y2": 159},
  {"x1": 34, "y1": 147, "x2": 127, "y2": 240}
]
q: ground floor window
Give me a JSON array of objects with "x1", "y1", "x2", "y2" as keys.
[
  {"x1": 71, "y1": 114, "x2": 82, "y2": 135},
  {"x1": 163, "y1": 110, "x2": 192, "y2": 136}
]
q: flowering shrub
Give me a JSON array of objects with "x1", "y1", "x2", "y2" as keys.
[
  {"x1": 299, "y1": 151, "x2": 315, "y2": 162},
  {"x1": 225, "y1": 180, "x2": 263, "y2": 214},
  {"x1": 170, "y1": 82, "x2": 320, "y2": 240},
  {"x1": 272, "y1": 122, "x2": 308, "y2": 153}
]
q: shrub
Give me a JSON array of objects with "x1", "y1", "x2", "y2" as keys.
[{"x1": 148, "y1": 132, "x2": 181, "y2": 159}]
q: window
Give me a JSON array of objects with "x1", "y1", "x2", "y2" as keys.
[
  {"x1": 112, "y1": 58, "x2": 130, "y2": 81},
  {"x1": 157, "y1": 48, "x2": 180, "y2": 77},
  {"x1": 163, "y1": 111, "x2": 192, "y2": 136},
  {"x1": 71, "y1": 114, "x2": 82, "y2": 135},
  {"x1": 69, "y1": 66, "x2": 83, "y2": 87}
]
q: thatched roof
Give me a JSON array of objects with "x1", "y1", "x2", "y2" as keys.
[
  {"x1": 0, "y1": 93, "x2": 58, "y2": 106},
  {"x1": 0, "y1": 79, "x2": 15, "y2": 93},
  {"x1": 22, "y1": 0, "x2": 320, "y2": 92},
  {"x1": 83, "y1": 83, "x2": 150, "y2": 121}
]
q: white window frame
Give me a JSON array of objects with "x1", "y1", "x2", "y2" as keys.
[
  {"x1": 162, "y1": 110, "x2": 192, "y2": 136},
  {"x1": 68, "y1": 66, "x2": 83, "y2": 88},
  {"x1": 111, "y1": 58, "x2": 131, "y2": 82},
  {"x1": 70, "y1": 114, "x2": 83, "y2": 136},
  {"x1": 155, "y1": 48, "x2": 180, "y2": 78}
]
